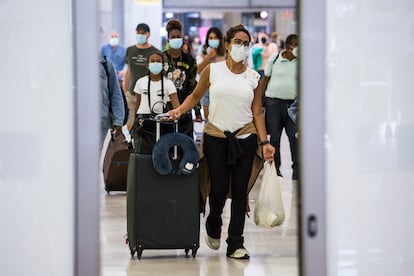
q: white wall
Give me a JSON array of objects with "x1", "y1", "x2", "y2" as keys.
[
  {"x1": 0, "y1": 1, "x2": 100, "y2": 275},
  {"x1": 325, "y1": 1, "x2": 414, "y2": 275},
  {"x1": 0, "y1": 1, "x2": 75, "y2": 275},
  {"x1": 301, "y1": 0, "x2": 414, "y2": 275}
]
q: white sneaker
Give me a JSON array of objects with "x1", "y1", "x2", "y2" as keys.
[
  {"x1": 227, "y1": 248, "x2": 250, "y2": 259},
  {"x1": 205, "y1": 234, "x2": 220, "y2": 250}
]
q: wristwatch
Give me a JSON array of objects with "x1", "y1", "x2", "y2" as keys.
[{"x1": 259, "y1": 140, "x2": 270, "y2": 146}]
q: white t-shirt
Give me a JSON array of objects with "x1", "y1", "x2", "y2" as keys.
[
  {"x1": 133, "y1": 76, "x2": 177, "y2": 114},
  {"x1": 264, "y1": 51, "x2": 297, "y2": 100},
  {"x1": 209, "y1": 61, "x2": 260, "y2": 132}
]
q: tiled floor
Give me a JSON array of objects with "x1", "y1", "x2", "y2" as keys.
[{"x1": 100, "y1": 130, "x2": 299, "y2": 276}]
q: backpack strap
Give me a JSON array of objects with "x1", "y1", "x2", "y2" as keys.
[
  {"x1": 260, "y1": 52, "x2": 281, "y2": 99},
  {"x1": 101, "y1": 56, "x2": 110, "y2": 90},
  {"x1": 101, "y1": 56, "x2": 113, "y2": 120},
  {"x1": 102, "y1": 56, "x2": 129, "y2": 125},
  {"x1": 269, "y1": 52, "x2": 280, "y2": 75},
  {"x1": 101, "y1": 56, "x2": 109, "y2": 77},
  {"x1": 147, "y1": 75, "x2": 165, "y2": 113}
]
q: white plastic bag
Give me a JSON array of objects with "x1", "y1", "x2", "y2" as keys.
[{"x1": 254, "y1": 161, "x2": 285, "y2": 228}]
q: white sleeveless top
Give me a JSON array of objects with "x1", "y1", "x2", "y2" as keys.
[{"x1": 208, "y1": 61, "x2": 260, "y2": 132}]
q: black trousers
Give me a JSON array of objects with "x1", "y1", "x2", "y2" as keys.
[
  {"x1": 203, "y1": 133, "x2": 257, "y2": 254},
  {"x1": 264, "y1": 97, "x2": 298, "y2": 179}
]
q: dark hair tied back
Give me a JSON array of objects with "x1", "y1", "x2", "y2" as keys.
[{"x1": 225, "y1": 24, "x2": 251, "y2": 43}]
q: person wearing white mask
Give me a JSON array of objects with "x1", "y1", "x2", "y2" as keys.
[
  {"x1": 124, "y1": 23, "x2": 160, "y2": 131},
  {"x1": 167, "y1": 24, "x2": 275, "y2": 260},
  {"x1": 258, "y1": 34, "x2": 299, "y2": 181},
  {"x1": 100, "y1": 31, "x2": 127, "y2": 88},
  {"x1": 196, "y1": 27, "x2": 227, "y2": 120},
  {"x1": 163, "y1": 19, "x2": 198, "y2": 138}
]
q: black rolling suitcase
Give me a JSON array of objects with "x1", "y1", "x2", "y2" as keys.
[
  {"x1": 102, "y1": 133, "x2": 133, "y2": 193},
  {"x1": 126, "y1": 115, "x2": 200, "y2": 259}
]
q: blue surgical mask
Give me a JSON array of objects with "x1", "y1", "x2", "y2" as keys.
[
  {"x1": 148, "y1": 62, "x2": 163, "y2": 75},
  {"x1": 208, "y1": 39, "x2": 220, "y2": 49},
  {"x1": 136, "y1": 34, "x2": 147, "y2": 44},
  {"x1": 169, "y1": 38, "x2": 183, "y2": 49}
]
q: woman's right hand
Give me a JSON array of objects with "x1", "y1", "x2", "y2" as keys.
[
  {"x1": 206, "y1": 48, "x2": 217, "y2": 60},
  {"x1": 167, "y1": 108, "x2": 181, "y2": 121}
]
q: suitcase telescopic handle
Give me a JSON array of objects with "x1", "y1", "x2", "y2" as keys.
[
  {"x1": 154, "y1": 113, "x2": 178, "y2": 140},
  {"x1": 155, "y1": 113, "x2": 179, "y2": 160},
  {"x1": 154, "y1": 113, "x2": 171, "y2": 120}
]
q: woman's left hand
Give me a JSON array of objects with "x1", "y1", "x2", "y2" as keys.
[{"x1": 262, "y1": 143, "x2": 275, "y2": 161}]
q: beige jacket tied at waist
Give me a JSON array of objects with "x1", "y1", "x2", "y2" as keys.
[{"x1": 198, "y1": 121, "x2": 264, "y2": 214}]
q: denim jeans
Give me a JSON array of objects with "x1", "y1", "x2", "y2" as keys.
[{"x1": 264, "y1": 97, "x2": 298, "y2": 179}]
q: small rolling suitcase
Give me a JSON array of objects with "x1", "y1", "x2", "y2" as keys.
[
  {"x1": 102, "y1": 133, "x2": 132, "y2": 193},
  {"x1": 126, "y1": 115, "x2": 200, "y2": 259}
]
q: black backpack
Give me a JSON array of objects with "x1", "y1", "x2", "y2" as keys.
[{"x1": 101, "y1": 56, "x2": 129, "y2": 126}]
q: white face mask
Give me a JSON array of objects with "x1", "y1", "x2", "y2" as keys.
[
  {"x1": 230, "y1": 45, "x2": 248, "y2": 63},
  {"x1": 109, "y1": 37, "x2": 119, "y2": 47},
  {"x1": 292, "y1": 47, "x2": 298, "y2": 58}
]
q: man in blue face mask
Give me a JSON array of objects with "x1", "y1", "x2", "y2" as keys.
[{"x1": 124, "y1": 23, "x2": 160, "y2": 131}]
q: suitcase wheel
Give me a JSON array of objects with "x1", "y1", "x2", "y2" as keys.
[
  {"x1": 137, "y1": 247, "x2": 143, "y2": 260},
  {"x1": 105, "y1": 182, "x2": 111, "y2": 194},
  {"x1": 130, "y1": 248, "x2": 135, "y2": 258},
  {"x1": 185, "y1": 245, "x2": 198, "y2": 258}
]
